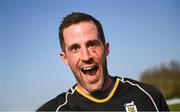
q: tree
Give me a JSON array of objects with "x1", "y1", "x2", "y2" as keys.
[{"x1": 140, "y1": 61, "x2": 180, "y2": 99}]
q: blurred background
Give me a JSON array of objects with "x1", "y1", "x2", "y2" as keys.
[{"x1": 0, "y1": 0, "x2": 180, "y2": 111}]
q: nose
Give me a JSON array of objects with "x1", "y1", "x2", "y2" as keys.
[{"x1": 81, "y1": 48, "x2": 93, "y2": 63}]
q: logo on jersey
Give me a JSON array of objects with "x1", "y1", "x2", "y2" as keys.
[{"x1": 124, "y1": 101, "x2": 137, "y2": 112}]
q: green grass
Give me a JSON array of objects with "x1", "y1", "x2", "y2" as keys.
[{"x1": 168, "y1": 103, "x2": 180, "y2": 111}]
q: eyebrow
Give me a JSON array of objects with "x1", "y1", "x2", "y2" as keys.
[
  {"x1": 68, "y1": 43, "x2": 79, "y2": 51},
  {"x1": 67, "y1": 39, "x2": 100, "y2": 51},
  {"x1": 86, "y1": 39, "x2": 100, "y2": 46}
]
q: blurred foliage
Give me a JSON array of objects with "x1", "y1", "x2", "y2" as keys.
[
  {"x1": 140, "y1": 60, "x2": 180, "y2": 99},
  {"x1": 168, "y1": 103, "x2": 180, "y2": 111}
]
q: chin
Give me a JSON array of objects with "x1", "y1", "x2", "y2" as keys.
[{"x1": 86, "y1": 80, "x2": 104, "y2": 93}]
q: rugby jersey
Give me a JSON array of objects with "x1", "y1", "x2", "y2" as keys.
[{"x1": 37, "y1": 76, "x2": 169, "y2": 111}]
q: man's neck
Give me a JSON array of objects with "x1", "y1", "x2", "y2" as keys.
[
  {"x1": 102, "y1": 74, "x2": 112, "y2": 91},
  {"x1": 91, "y1": 75, "x2": 115, "y2": 99}
]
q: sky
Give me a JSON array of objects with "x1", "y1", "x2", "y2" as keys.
[{"x1": 0, "y1": 0, "x2": 180, "y2": 111}]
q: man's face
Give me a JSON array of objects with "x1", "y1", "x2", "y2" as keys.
[{"x1": 60, "y1": 21, "x2": 109, "y2": 94}]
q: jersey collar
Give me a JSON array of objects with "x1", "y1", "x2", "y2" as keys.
[{"x1": 76, "y1": 78, "x2": 120, "y2": 103}]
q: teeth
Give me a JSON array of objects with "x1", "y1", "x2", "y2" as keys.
[{"x1": 82, "y1": 66, "x2": 95, "y2": 71}]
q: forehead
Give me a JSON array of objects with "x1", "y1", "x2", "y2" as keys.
[{"x1": 63, "y1": 21, "x2": 99, "y2": 46}]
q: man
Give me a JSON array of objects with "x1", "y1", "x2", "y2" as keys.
[{"x1": 37, "y1": 12, "x2": 169, "y2": 111}]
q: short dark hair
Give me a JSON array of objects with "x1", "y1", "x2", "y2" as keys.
[{"x1": 59, "y1": 12, "x2": 106, "y2": 52}]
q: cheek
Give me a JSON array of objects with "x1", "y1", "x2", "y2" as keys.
[
  {"x1": 67, "y1": 54, "x2": 80, "y2": 68},
  {"x1": 91, "y1": 47, "x2": 105, "y2": 59}
]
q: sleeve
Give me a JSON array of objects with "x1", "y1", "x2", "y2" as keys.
[
  {"x1": 141, "y1": 83, "x2": 170, "y2": 111},
  {"x1": 125, "y1": 78, "x2": 170, "y2": 111},
  {"x1": 157, "y1": 91, "x2": 170, "y2": 111},
  {"x1": 140, "y1": 82, "x2": 170, "y2": 111}
]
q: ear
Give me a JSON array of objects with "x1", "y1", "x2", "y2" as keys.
[
  {"x1": 105, "y1": 42, "x2": 110, "y2": 56},
  {"x1": 60, "y1": 52, "x2": 68, "y2": 64}
]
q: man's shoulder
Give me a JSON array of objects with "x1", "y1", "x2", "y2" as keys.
[
  {"x1": 124, "y1": 77, "x2": 161, "y2": 96},
  {"x1": 115, "y1": 76, "x2": 162, "y2": 97},
  {"x1": 37, "y1": 92, "x2": 66, "y2": 111},
  {"x1": 115, "y1": 76, "x2": 169, "y2": 111}
]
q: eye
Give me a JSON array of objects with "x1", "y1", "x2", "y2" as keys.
[
  {"x1": 88, "y1": 42, "x2": 97, "y2": 49},
  {"x1": 71, "y1": 46, "x2": 79, "y2": 53},
  {"x1": 69, "y1": 44, "x2": 80, "y2": 53}
]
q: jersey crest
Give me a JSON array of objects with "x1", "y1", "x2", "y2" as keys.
[{"x1": 124, "y1": 101, "x2": 137, "y2": 112}]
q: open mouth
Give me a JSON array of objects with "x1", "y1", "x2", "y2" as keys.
[{"x1": 81, "y1": 65, "x2": 99, "y2": 76}]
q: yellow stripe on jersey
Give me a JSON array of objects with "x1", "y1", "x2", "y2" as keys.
[{"x1": 76, "y1": 79, "x2": 120, "y2": 103}]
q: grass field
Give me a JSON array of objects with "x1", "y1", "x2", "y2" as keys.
[{"x1": 169, "y1": 103, "x2": 180, "y2": 111}]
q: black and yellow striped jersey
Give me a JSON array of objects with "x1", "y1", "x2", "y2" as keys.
[{"x1": 37, "y1": 76, "x2": 169, "y2": 111}]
